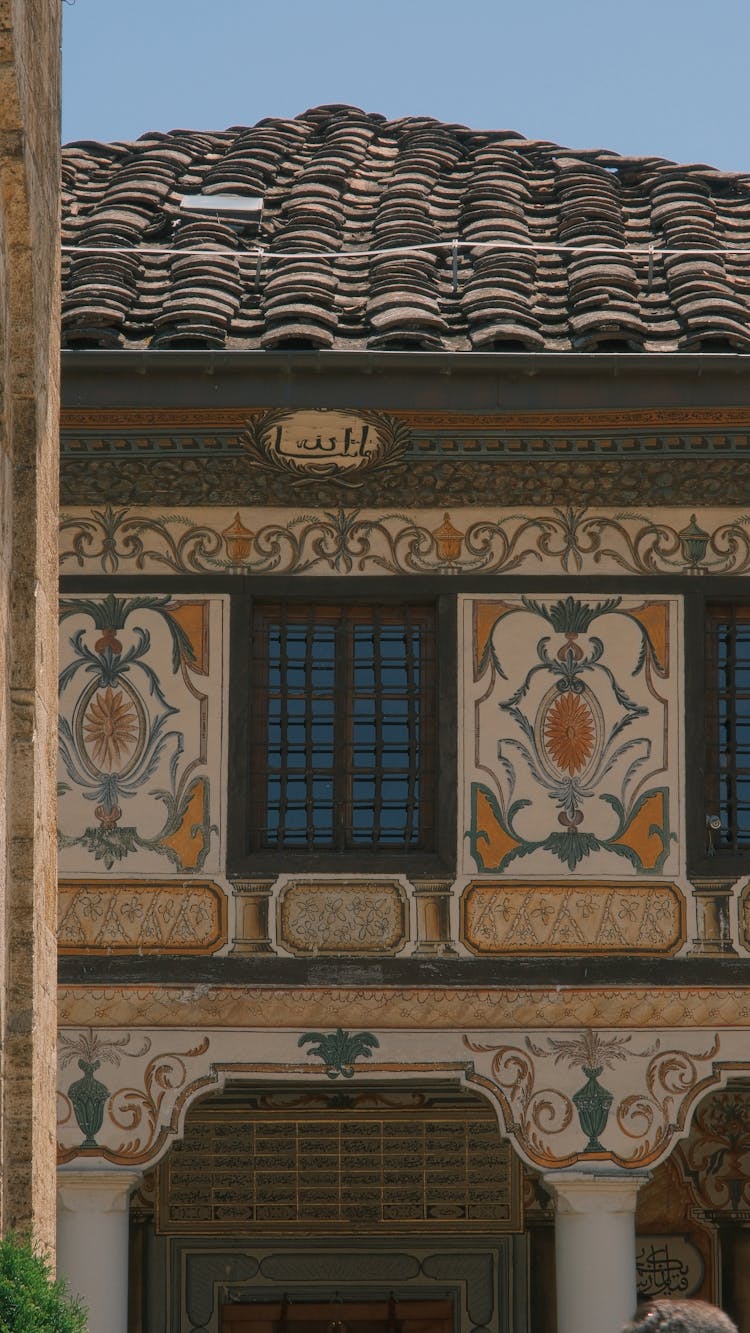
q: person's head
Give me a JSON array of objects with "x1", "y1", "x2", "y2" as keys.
[{"x1": 622, "y1": 1300, "x2": 738, "y2": 1333}]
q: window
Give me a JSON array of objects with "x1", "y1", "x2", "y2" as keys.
[
  {"x1": 228, "y1": 595, "x2": 454, "y2": 873},
  {"x1": 705, "y1": 602, "x2": 750, "y2": 853}
]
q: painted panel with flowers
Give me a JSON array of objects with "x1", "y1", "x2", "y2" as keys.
[
  {"x1": 58, "y1": 593, "x2": 225, "y2": 874},
  {"x1": 461, "y1": 594, "x2": 680, "y2": 876}
]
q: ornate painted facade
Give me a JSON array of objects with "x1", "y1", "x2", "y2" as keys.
[{"x1": 57, "y1": 109, "x2": 750, "y2": 1333}]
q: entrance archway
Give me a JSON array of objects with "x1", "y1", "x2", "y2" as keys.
[{"x1": 133, "y1": 1078, "x2": 527, "y2": 1333}]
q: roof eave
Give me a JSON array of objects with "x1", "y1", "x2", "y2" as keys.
[{"x1": 61, "y1": 347, "x2": 750, "y2": 414}]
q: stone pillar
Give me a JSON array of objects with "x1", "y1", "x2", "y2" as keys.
[
  {"x1": 0, "y1": 0, "x2": 61, "y2": 1251},
  {"x1": 544, "y1": 1169, "x2": 648, "y2": 1333},
  {"x1": 57, "y1": 1169, "x2": 141, "y2": 1333}
]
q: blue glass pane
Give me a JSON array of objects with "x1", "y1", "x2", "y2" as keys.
[{"x1": 259, "y1": 607, "x2": 430, "y2": 849}]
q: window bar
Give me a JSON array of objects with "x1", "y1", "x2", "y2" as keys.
[
  {"x1": 372, "y1": 605, "x2": 384, "y2": 845},
  {"x1": 716, "y1": 613, "x2": 731, "y2": 852},
  {"x1": 735, "y1": 606, "x2": 750, "y2": 848},
  {"x1": 420, "y1": 609, "x2": 436, "y2": 851},
  {"x1": 304, "y1": 613, "x2": 315, "y2": 848},
  {"x1": 728, "y1": 613, "x2": 738, "y2": 851},
  {"x1": 277, "y1": 604, "x2": 290, "y2": 848},
  {"x1": 404, "y1": 607, "x2": 419, "y2": 849},
  {"x1": 250, "y1": 607, "x2": 270, "y2": 852},
  {"x1": 334, "y1": 609, "x2": 348, "y2": 853}
]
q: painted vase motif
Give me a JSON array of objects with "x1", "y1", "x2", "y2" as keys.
[
  {"x1": 572, "y1": 1063, "x2": 614, "y2": 1154},
  {"x1": 68, "y1": 1058, "x2": 109, "y2": 1149}
]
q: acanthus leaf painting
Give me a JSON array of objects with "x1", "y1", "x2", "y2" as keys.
[
  {"x1": 463, "y1": 594, "x2": 680, "y2": 876},
  {"x1": 58, "y1": 594, "x2": 225, "y2": 874}
]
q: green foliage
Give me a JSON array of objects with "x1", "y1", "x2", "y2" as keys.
[{"x1": 0, "y1": 1233, "x2": 87, "y2": 1333}]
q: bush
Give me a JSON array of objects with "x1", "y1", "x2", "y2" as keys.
[{"x1": 0, "y1": 1232, "x2": 87, "y2": 1332}]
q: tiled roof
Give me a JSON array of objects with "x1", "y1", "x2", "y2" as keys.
[{"x1": 61, "y1": 105, "x2": 750, "y2": 353}]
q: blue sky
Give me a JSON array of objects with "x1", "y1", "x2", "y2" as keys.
[{"x1": 63, "y1": 0, "x2": 750, "y2": 171}]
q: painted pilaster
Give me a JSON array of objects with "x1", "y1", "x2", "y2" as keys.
[
  {"x1": 57, "y1": 1169, "x2": 141, "y2": 1333},
  {"x1": 545, "y1": 1170, "x2": 648, "y2": 1333}
]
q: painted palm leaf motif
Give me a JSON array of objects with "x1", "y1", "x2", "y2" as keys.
[{"x1": 298, "y1": 1028, "x2": 380, "y2": 1079}]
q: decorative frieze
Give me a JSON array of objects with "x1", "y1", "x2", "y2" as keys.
[
  {"x1": 57, "y1": 984, "x2": 750, "y2": 1032},
  {"x1": 59, "y1": 407, "x2": 750, "y2": 509},
  {"x1": 59, "y1": 504, "x2": 750, "y2": 577},
  {"x1": 56, "y1": 1022, "x2": 750, "y2": 1175},
  {"x1": 461, "y1": 880, "x2": 684, "y2": 955}
]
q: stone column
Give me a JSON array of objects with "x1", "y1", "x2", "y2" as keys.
[
  {"x1": 544, "y1": 1169, "x2": 648, "y2": 1333},
  {"x1": 57, "y1": 1169, "x2": 141, "y2": 1333}
]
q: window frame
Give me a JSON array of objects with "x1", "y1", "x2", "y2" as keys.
[
  {"x1": 227, "y1": 582, "x2": 456, "y2": 877},
  {"x1": 685, "y1": 585, "x2": 750, "y2": 876}
]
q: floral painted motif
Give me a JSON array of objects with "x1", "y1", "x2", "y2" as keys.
[
  {"x1": 58, "y1": 595, "x2": 222, "y2": 872},
  {"x1": 58, "y1": 880, "x2": 227, "y2": 954},
  {"x1": 466, "y1": 595, "x2": 677, "y2": 874},
  {"x1": 460, "y1": 881, "x2": 684, "y2": 954},
  {"x1": 83, "y1": 686, "x2": 140, "y2": 769},
  {"x1": 59, "y1": 504, "x2": 750, "y2": 577},
  {"x1": 678, "y1": 1089, "x2": 750, "y2": 1213},
  {"x1": 543, "y1": 691, "x2": 597, "y2": 775},
  {"x1": 279, "y1": 881, "x2": 407, "y2": 955}
]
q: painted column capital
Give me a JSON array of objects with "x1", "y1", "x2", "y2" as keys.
[
  {"x1": 57, "y1": 1168, "x2": 142, "y2": 1215},
  {"x1": 543, "y1": 1168, "x2": 650, "y2": 1216}
]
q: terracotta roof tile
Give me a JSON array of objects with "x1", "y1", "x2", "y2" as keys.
[{"x1": 61, "y1": 105, "x2": 750, "y2": 352}]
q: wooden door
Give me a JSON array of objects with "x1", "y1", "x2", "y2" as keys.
[{"x1": 221, "y1": 1297, "x2": 454, "y2": 1333}]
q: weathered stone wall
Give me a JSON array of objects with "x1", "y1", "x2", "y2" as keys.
[{"x1": 0, "y1": 0, "x2": 60, "y2": 1247}]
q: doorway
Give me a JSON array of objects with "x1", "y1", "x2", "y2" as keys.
[{"x1": 221, "y1": 1297, "x2": 455, "y2": 1333}]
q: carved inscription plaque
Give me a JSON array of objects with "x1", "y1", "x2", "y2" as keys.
[
  {"x1": 241, "y1": 409, "x2": 410, "y2": 487},
  {"x1": 157, "y1": 1107, "x2": 520, "y2": 1234}
]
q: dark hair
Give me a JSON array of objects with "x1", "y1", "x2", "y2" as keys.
[{"x1": 623, "y1": 1301, "x2": 737, "y2": 1333}]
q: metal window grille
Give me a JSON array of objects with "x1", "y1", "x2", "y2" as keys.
[
  {"x1": 705, "y1": 603, "x2": 750, "y2": 851},
  {"x1": 248, "y1": 603, "x2": 437, "y2": 852}
]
